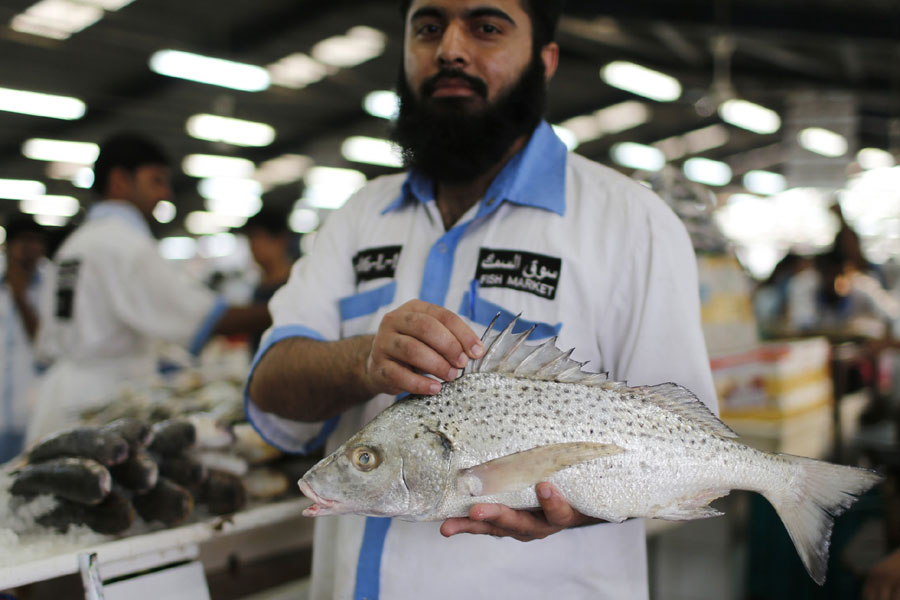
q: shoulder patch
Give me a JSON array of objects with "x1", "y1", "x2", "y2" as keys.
[{"x1": 353, "y1": 246, "x2": 402, "y2": 284}]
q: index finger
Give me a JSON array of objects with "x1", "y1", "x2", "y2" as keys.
[{"x1": 423, "y1": 303, "x2": 484, "y2": 360}]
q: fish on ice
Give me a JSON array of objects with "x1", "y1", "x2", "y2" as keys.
[{"x1": 298, "y1": 316, "x2": 883, "y2": 584}]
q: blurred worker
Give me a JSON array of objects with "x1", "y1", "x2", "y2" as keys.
[
  {"x1": 29, "y1": 132, "x2": 271, "y2": 442},
  {"x1": 0, "y1": 215, "x2": 47, "y2": 462},
  {"x1": 246, "y1": 0, "x2": 716, "y2": 597},
  {"x1": 241, "y1": 207, "x2": 296, "y2": 354}
]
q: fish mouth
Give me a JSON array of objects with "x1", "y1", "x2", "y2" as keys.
[{"x1": 298, "y1": 478, "x2": 338, "y2": 517}]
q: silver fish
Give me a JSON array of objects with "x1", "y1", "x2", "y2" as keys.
[{"x1": 298, "y1": 316, "x2": 882, "y2": 584}]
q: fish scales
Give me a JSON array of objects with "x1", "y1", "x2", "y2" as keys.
[{"x1": 298, "y1": 316, "x2": 883, "y2": 585}]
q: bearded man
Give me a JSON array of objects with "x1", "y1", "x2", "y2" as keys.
[{"x1": 247, "y1": 1, "x2": 716, "y2": 598}]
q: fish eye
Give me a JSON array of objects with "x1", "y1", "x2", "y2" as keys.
[{"x1": 350, "y1": 446, "x2": 381, "y2": 472}]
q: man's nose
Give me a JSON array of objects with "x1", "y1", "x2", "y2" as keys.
[{"x1": 436, "y1": 22, "x2": 469, "y2": 67}]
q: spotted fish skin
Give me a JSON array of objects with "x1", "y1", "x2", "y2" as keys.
[{"x1": 298, "y1": 316, "x2": 883, "y2": 585}]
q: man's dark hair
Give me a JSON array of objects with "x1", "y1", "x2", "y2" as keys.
[
  {"x1": 397, "y1": 0, "x2": 565, "y2": 49},
  {"x1": 92, "y1": 132, "x2": 170, "y2": 196},
  {"x1": 241, "y1": 206, "x2": 291, "y2": 237},
  {"x1": 3, "y1": 214, "x2": 46, "y2": 244}
]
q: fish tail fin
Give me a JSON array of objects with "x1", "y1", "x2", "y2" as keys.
[{"x1": 763, "y1": 455, "x2": 882, "y2": 585}]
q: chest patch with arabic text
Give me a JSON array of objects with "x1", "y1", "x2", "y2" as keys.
[{"x1": 474, "y1": 248, "x2": 561, "y2": 300}]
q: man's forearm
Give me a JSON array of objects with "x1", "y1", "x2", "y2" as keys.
[
  {"x1": 248, "y1": 335, "x2": 376, "y2": 422},
  {"x1": 12, "y1": 291, "x2": 39, "y2": 340}
]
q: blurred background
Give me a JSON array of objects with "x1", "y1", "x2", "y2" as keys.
[{"x1": 0, "y1": 0, "x2": 898, "y2": 599}]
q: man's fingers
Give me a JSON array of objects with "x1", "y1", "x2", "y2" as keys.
[
  {"x1": 385, "y1": 334, "x2": 459, "y2": 381},
  {"x1": 536, "y1": 482, "x2": 579, "y2": 527},
  {"x1": 425, "y1": 304, "x2": 485, "y2": 360},
  {"x1": 371, "y1": 359, "x2": 441, "y2": 396}
]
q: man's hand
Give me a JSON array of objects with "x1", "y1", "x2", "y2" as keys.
[
  {"x1": 439, "y1": 482, "x2": 598, "y2": 542},
  {"x1": 365, "y1": 300, "x2": 484, "y2": 397},
  {"x1": 864, "y1": 547, "x2": 900, "y2": 600}
]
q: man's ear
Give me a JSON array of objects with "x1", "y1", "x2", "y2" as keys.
[
  {"x1": 106, "y1": 166, "x2": 133, "y2": 199},
  {"x1": 541, "y1": 42, "x2": 559, "y2": 81}
]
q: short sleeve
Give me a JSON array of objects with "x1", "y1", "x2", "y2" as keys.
[{"x1": 106, "y1": 240, "x2": 222, "y2": 350}]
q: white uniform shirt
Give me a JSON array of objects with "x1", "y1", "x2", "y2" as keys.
[
  {"x1": 0, "y1": 268, "x2": 42, "y2": 462},
  {"x1": 30, "y1": 202, "x2": 226, "y2": 441},
  {"x1": 247, "y1": 122, "x2": 716, "y2": 600}
]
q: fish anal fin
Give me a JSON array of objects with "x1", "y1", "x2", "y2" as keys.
[
  {"x1": 457, "y1": 442, "x2": 623, "y2": 497},
  {"x1": 651, "y1": 488, "x2": 730, "y2": 521}
]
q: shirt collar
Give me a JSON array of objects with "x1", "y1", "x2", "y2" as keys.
[
  {"x1": 385, "y1": 121, "x2": 567, "y2": 216},
  {"x1": 86, "y1": 200, "x2": 153, "y2": 236}
]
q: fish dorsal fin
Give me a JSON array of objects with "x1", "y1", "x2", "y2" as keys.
[
  {"x1": 638, "y1": 383, "x2": 737, "y2": 438},
  {"x1": 465, "y1": 315, "x2": 606, "y2": 385}
]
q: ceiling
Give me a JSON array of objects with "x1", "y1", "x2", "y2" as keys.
[{"x1": 0, "y1": 0, "x2": 897, "y2": 237}]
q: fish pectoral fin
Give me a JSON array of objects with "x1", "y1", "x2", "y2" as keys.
[{"x1": 457, "y1": 442, "x2": 623, "y2": 497}]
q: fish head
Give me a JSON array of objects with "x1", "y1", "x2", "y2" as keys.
[{"x1": 298, "y1": 411, "x2": 454, "y2": 519}]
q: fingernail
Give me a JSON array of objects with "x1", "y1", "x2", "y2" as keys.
[
  {"x1": 429, "y1": 382, "x2": 441, "y2": 395},
  {"x1": 447, "y1": 367, "x2": 458, "y2": 380},
  {"x1": 538, "y1": 484, "x2": 552, "y2": 499},
  {"x1": 470, "y1": 343, "x2": 484, "y2": 358},
  {"x1": 457, "y1": 353, "x2": 468, "y2": 367}
]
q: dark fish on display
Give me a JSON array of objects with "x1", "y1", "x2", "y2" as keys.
[
  {"x1": 133, "y1": 477, "x2": 194, "y2": 526},
  {"x1": 11, "y1": 458, "x2": 112, "y2": 505},
  {"x1": 28, "y1": 427, "x2": 129, "y2": 466},
  {"x1": 37, "y1": 488, "x2": 135, "y2": 535},
  {"x1": 148, "y1": 420, "x2": 196, "y2": 456},
  {"x1": 109, "y1": 450, "x2": 159, "y2": 494}
]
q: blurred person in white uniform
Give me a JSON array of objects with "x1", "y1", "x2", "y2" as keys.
[
  {"x1": 246, "y1": 1, "x2": 716, "y2": 598},
  {"x1": 30, "y1": 133, "x2": 270, "y2": 442},
  {"x1": 0, "y1": 215, "x2": 47, "y2": 462}
]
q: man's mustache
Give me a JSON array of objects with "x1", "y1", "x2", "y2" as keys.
[{"x1": 421, "y1": 69, "x2": 488, "y2": 99}]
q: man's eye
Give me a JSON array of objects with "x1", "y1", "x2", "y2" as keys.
[
  {"x1": 480, "y1": 23, "x2": 500, "y2": 34},
  {"x1": 416, "y1": 23, "x2": 441, "y2": 36}
]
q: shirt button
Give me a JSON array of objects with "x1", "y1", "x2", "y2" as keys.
[{"x1": 437, "y1": 243, "x2": 448, "y2": 254}]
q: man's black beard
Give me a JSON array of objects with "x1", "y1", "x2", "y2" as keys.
[{"x1": 390, "y1": 52, "x2": 547, "y2": 183}]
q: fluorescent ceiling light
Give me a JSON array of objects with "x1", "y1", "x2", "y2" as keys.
[
  {"x1": 654, "y1": 124, "x2": 730, "y2": 161},
  {"x1": 302, "y1": 166, "x2": 367, "y2": 209},
  {"x1": 45, "y1": 162, "x2": 93, "y2": 189},
  {"x1": 149, "y1": 50, "x2": 270, "y2": 92},
  {"x1": 267, "y1": 53, "x2": 334, "y2": 89},
  {"x1": 683, "y1": 157, "x2": 732, "y2": 186},
  {"x1": 312, "y1": 26, "x2": 387, "y2": 68},
  {"x1": 82, "y1": 0, "x2": 136, "y2": 10},
  {"x1": 600, "y1": 61, "x2": 681, "y2": 102},
  {"x1": 743, "y1": 170, "x2": 786, "y2": 195},
  {"x1": 11, "y1": 0, "x2": 103, "y2": 40},
  {"x1": 33, "y1": 214, "x2": 69, "y2": 227},
  {"x1": 558, "y1": 101, "x2": 650, "y2": 148},
  {"x1": 856, "y1": 148, "x2": 895, "y2": 170},
  {"x1": 73, "y1": 168, "x2": 94, "y2": 189},
  {"x1": 182, "y1": 154, "x2": 255, "y2": 179},
  {"x1": 364, "y1": 90, "x2": 400, "y2": 120},
  {"x1": 289, "y1": 208, "x2": 320, "y2": 233},
  {"x1": 20, "y1": 194, "x2": 80, "y2": 217},
  {"x1": 186, "y1": 114, "x2": 275, "y2": 147},
  {"x1": 159, "y1": 236, "x2": 197, "y2": 261},
  {"x1": 718, "y1": 99, "x2": 781, "y2": 135},
  {"x1": 185, "y1": 211, "x2": 246, "y2": 235},
  {"x1": 0, "y1": 86, "x2": 86, "y2": 120},
  {"x1": 197, "y1": 233, "x2": 237, "y2": 259},
  {"x1": 610, "y1": 142, "x2": 665, "y2": 172},
  {"x1": 551, "y1": 125, "x2": 578, "y2": 151},
  {"x1": 254, "y1": 154, "x2": 313, "y2": 189},
  {"x1": 341, "y1": 136, "x2": 403, "y2": 168},
  {"x1": 198, "y1": 177, "x2": 263, "y2": 201},
  {"x1": 22, "y1": 138, "x2": 99, "y2": 164},
  {"x1": 0, "y1": 179, "x2": 46, "y2": 200},
  {"x1": 153, "y1": 200, "x2": 176, "y2": 224},
  {"x1": 205, "y1": 196, "x2": 262, "y2": 218},
  {"x1": 798, "y1": 127, "x2": 848, "y2": 158}
]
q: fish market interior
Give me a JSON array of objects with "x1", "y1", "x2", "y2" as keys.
[{"x1": 0, "y1": 0, "x2": 898, "y2": 598}]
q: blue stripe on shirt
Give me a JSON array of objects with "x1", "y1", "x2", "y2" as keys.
[{"x1": 188, "y1": 297, "x2": 229, "y2": 355}]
